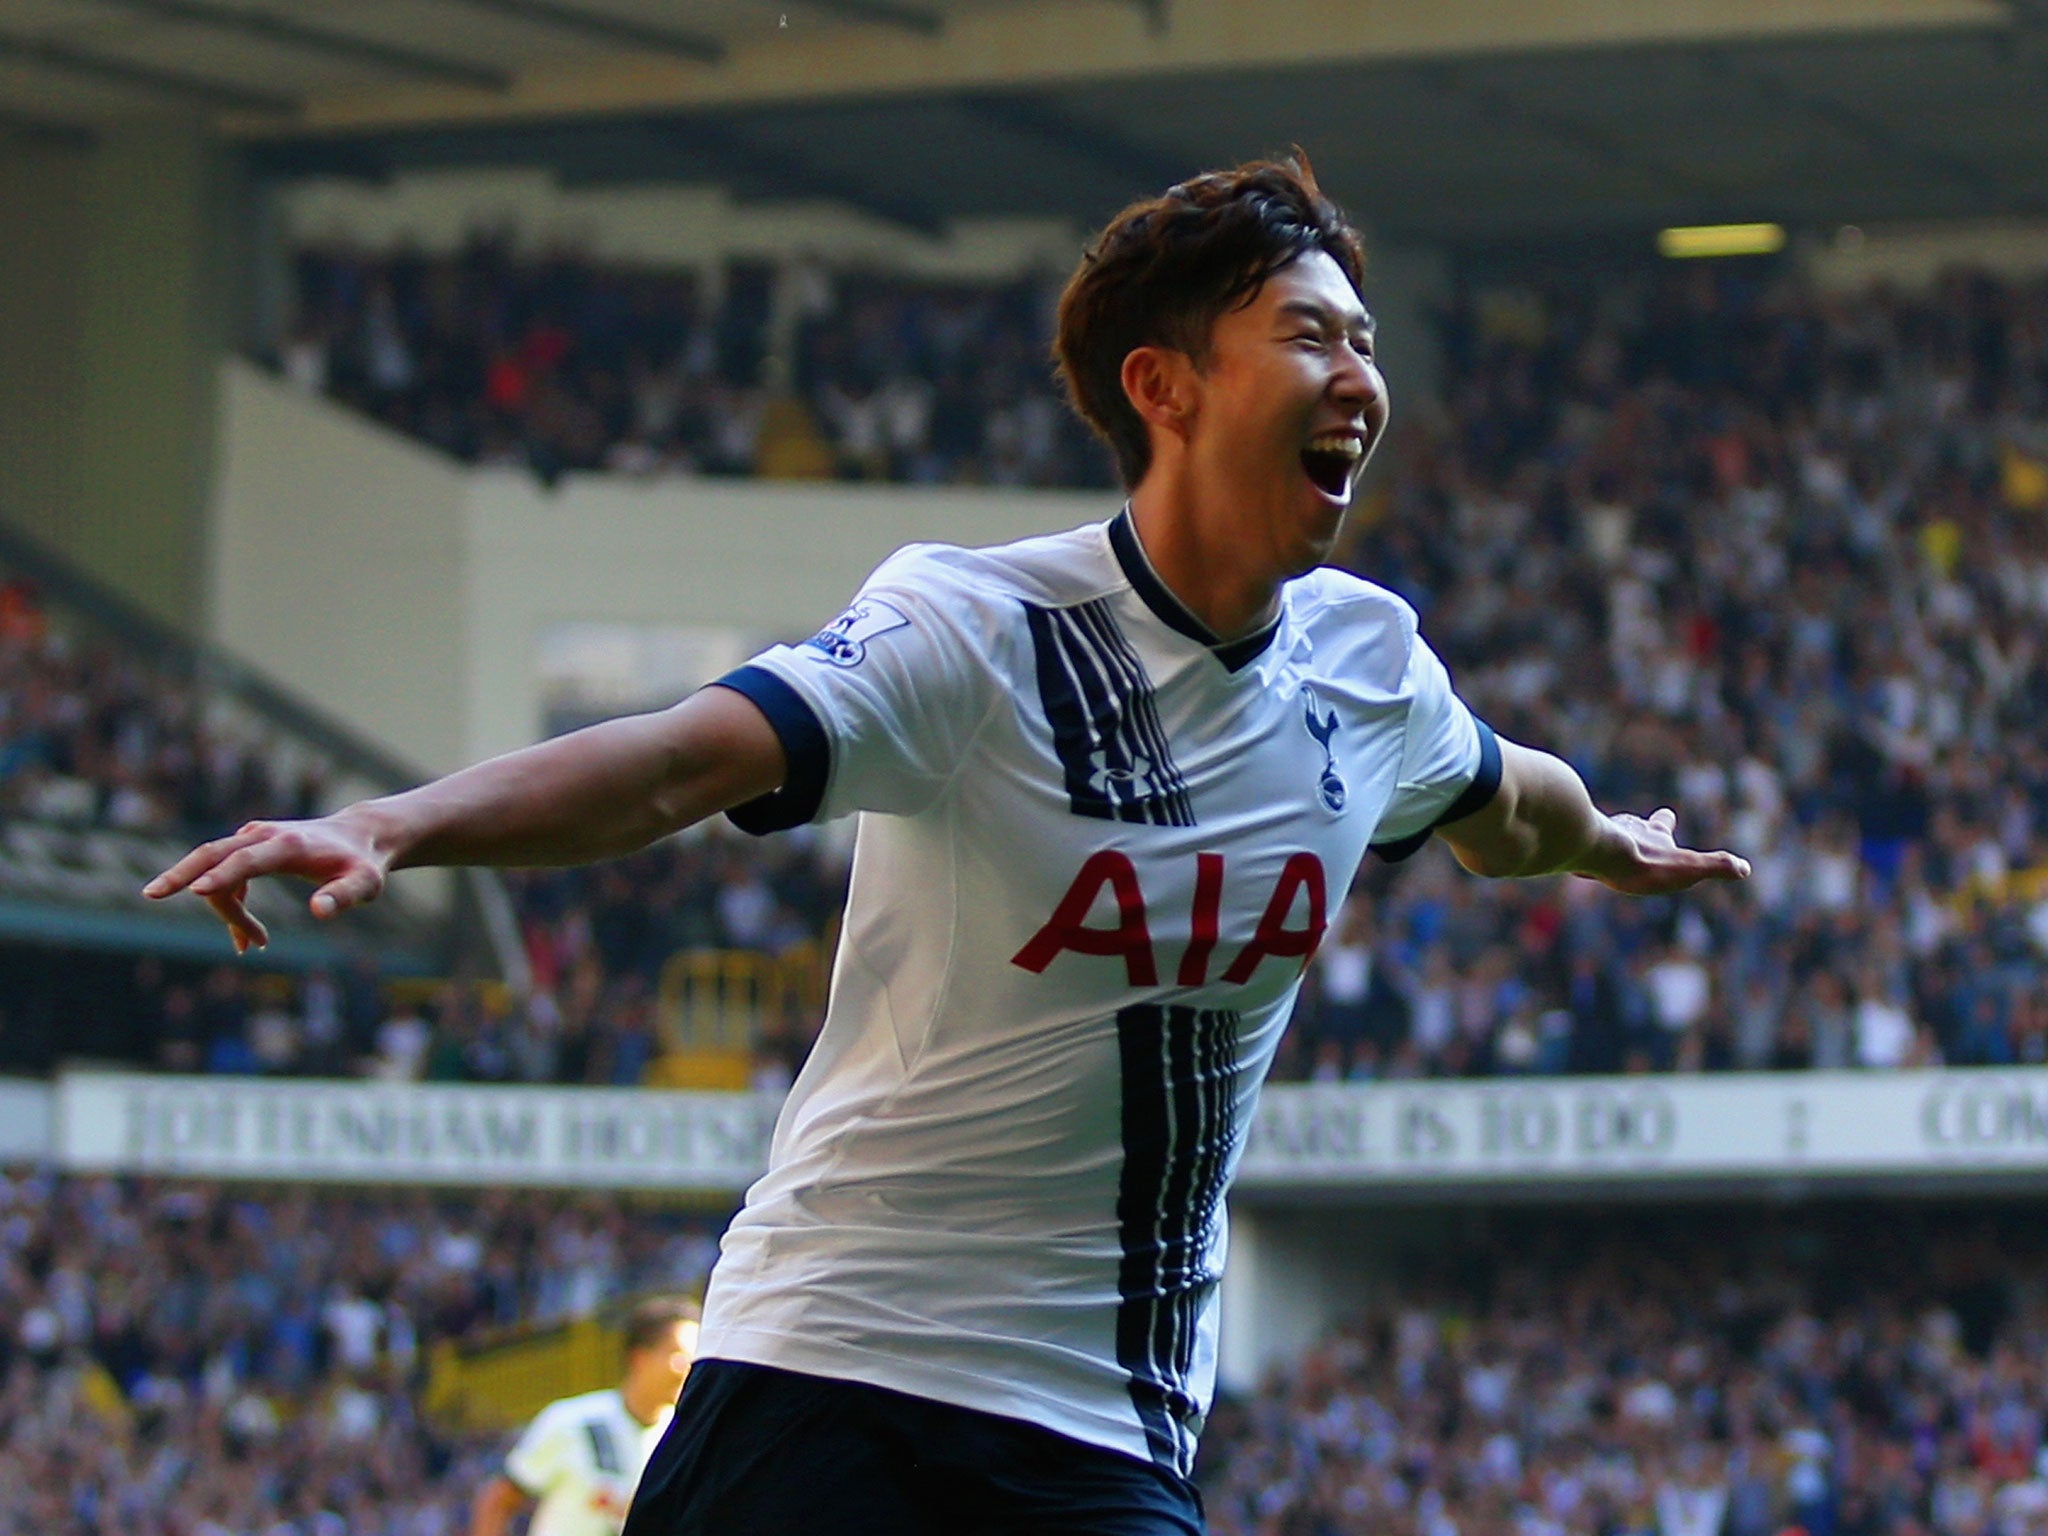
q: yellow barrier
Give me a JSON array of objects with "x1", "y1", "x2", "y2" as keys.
[
  {"x1": 656, "y1": 939, "x2": 830, "y2": 1055},
  {"x1": 377, "y1": 936, "x2": 833, "y2": 1093},
  {"x1": 380, "y1": 940, "x2": 829, "y2": 1050},
  {"x1": 423, "y1": 1314, "x2": 622, "y2": 1432},
  {"x1": 643, "y1": 1051, "x2": 753, "y2": 1090}
]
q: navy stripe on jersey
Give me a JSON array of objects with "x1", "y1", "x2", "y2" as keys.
[
  {"x1": 586, "y1": 1419, "x2": 622, "y2": 1474},
  {"x1": 1115, "y1": 1003, "x2": 1241, "y2": 1476},
  {"x1": 1025, "y1": 599, "x2": 1195, "y2": 827}
]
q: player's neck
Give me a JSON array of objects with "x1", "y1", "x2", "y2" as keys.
[
  {"x1": 619, "y1": 1378, "x2": 670, "y2": 1426},
  {"x1": 1126, "y1": 482, "x2": 1284, "y2": 641}
]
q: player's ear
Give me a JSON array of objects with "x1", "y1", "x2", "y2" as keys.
[{"x1": 1121, "y1": 345, "x2": 1199, "y2": 443}]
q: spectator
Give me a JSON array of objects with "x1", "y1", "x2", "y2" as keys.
[
  {"x1": 1197, "y1": 1207, "x2": 2048, "y2": 1536},
  {"x1": 0, "y1": 1172, "x2": 724, "y2": 1536}
]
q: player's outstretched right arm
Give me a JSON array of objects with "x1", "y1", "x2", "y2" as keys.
[{"x1": 143, "y1": 686, "x2": 786, "y2": 953}]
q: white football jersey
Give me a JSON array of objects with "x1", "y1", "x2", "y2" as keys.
[
  {"x1": 503, "y1": 1387, "x2": 669, "y2": 1536},
  {"x1": 700, "y1": 510, "x2": 1497, "y2": 1475}
]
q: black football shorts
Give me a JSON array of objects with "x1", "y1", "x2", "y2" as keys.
[{"x1": 624, "y1": 1358, "x2": 1206, "y2": 1536}]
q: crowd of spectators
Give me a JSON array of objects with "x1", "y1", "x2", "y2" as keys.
[
  {"x1": 107, "y1": 830, "x2": 845, "y2": 1090},
  {"x1": 1281, "y1": 264, "x2": 2048, "y2": 1081},
  {"x1": 10, "y1": 1171, "x2": 2047, "y2": 1536},
  {"x1": 0, "y1": 1171, "x2": 723, "y2": 1536},
  {"x1": 17, "y1": 255, "x2": 2048, "y2": 1086},
  {"x1": 0, "y1": 571, "x2": 844, "y2": 1087},
  {"x1": 278, "y1": 239, "x2": 1113, "y2": 488},
  {"x1": 1196, "y1": 1205, "x2": 2048, "y2": 1536},
  {"x1": 0, "y1": 577, "x2": 324, "y2": 841}
]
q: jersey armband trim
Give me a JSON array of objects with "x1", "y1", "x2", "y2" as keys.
[
  {"x1": 1369, "y1": 719, "x2": 1503, "y2": 863},
  {"x1": 712, "y1": 665, "x2": 831, "y2": 834}
]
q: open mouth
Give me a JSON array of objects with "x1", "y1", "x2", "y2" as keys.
[{"x1": 1300, "y1": 432, "x2": 1364, "y2": 498}]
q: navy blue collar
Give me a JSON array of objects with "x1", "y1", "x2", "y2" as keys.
[{"x1": 1106, "y1": 509, "x2": 1279, "y2": 673}]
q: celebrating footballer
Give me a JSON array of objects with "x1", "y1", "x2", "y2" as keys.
[{"x1": 149, "y1": 153, "x2": 1747, "y2": 1534}]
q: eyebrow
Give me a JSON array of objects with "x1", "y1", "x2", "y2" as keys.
[{"x1": 1276, "y1": 298, "x2": 1376, "y2": 337}]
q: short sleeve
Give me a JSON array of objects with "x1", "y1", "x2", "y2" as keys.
[
  {"x1": 1368, "y1": 635, "x2": 1502, "y2": 862},
  {"x1": 502, "y1": 1403, "x2": 569, "y2": 1497},
  {"x1": 713, "y1": 550, "x2": 994, "y2": 833}
]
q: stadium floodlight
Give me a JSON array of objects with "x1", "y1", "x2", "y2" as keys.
[{"x1": 1656, "y1": 222, "x2": 1787, "y2": 258}]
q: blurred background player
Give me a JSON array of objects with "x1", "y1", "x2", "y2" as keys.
[{"x1": 470, "y1": 1296, "x2": 701, "y2": 1536}]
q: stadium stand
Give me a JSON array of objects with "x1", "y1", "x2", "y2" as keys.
[
  {"x1": 0, "y1": 1172, "x2": 722, "y2": 1536},
  {"x1": 13, "y1": 259, "x2": 2048, "y2": 1087},
  {"x1": 9, "y1": 1, "x2": 2048, "y2": 1530},
  {"x1": 0, "y1": 522, "x2": 464, "y2": 1073},
  {"x1": 1195, "y1": 1203, "x2": 2048, "y2": 1536},
  {"x1": 277, "y1": 239, "x2": 1114, "y2": 490},
  {"x1": 0, "y1": 517, "x2": 840, "y2": 1087},
  {"x1": 0, "y1": 575, "x2": 322, "y2": 840},
  {"x1": 227, "y1": 253, "x2": 2048, "y2": 1087},
  {"x1": 11, "y1": 1173, "x2": 2047, "y2": 1536},
  {"x1": 1283, "y1": 264, "x2": 2048, "y2": 1082}
]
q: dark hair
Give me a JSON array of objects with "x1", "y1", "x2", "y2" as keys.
[
  {"x1": 1054, "y1": 152, "x2": 1366, "y2": 489},
  {"x1": 621, "y1": 1293, "x2": 701, "y2": 1360}
]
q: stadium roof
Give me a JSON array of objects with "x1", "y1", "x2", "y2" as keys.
[{"x1": 4, "y1": 0, "x2": 2047, "y2": 242}]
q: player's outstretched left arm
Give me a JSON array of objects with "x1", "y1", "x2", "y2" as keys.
[
  {"x1": 1436, "y1": 737, "x2": 1748, "y2": 895},
  {"x1": 143, "y1": 686, "x2": 786, "y2": 953}
]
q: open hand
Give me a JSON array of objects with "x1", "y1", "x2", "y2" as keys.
[
  {"x1": 143, "y1": 812, "x2": 390, "y2": 954},
  {"x1": 1574, "y1": 807, "x2": 1750, "y2": 896}
]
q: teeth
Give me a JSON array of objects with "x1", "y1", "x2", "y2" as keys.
[{"x1": 1305, "y1": 433, "x2": 1363, "y2": 459}]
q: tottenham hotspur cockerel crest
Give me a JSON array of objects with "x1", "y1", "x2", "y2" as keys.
[{"x1": 1302, "y1": 687, "x2": 1345, "y2": 812}]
